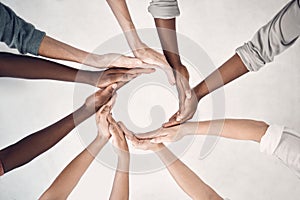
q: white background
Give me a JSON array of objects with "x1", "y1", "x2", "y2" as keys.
[{"x1": 0, "y1": 0, "x2": 300, "y2": 199}]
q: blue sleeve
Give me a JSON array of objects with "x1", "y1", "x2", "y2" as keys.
[{"x1": 0, "y1": 2, "x2": 46, "y2": 55}]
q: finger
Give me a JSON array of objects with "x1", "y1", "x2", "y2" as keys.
[
  {"x1": 126, "y1": 67, "x2": 156, "y2": 75},
  {"x1": 150, "y1": 136, "x2": 168, "y2": 144},
  {"x1": 177, "y1": 79, "x2": 185, "y2": 110},
  {"x1": 135, "y1": 130, "x2": 159, "y2": 139},
  {"x1": 164, "y1": 67, "x2": 176, "y2": 85},
  {"x1": 181, "y1": 80, "x2": 192, "y2": 100},
  {"x1": 117, "y1": 56, "x2": 143, "y2": 68},
  {"x1": 109, "y1": 124, "x2": 121, "y2": 141},
  {"x1": 118, "y1": 122, "x2": 136, "y2": 139},
  {"x1": 163, "y1": 120, "x2": 181, "y2": 128},
  {"x1": 98, "y1": 84, "x2": 117, "y2": 101}
]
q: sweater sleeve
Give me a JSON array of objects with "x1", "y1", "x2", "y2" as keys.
[
  {"x1": 148, "y1": 0, "x2": 180, "y2": 19},
  {"x1": 0, "y1": 2, "x2": 46, "y2": 55},
  {"x1": 236, "y1": 0, "x2": 300, "y2": 71}
]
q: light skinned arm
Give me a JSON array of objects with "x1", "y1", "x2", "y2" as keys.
[
  {"x1": 106, "y1": 0, "x2": 175, "y2": 84},
  {"x1": 119, "y1": 123, "x2": 222, "y2": 200},
  {"x1": 0, "y1": 85, "x2": 116, "y2": 175},
  {"x1": 137, "y1": 119, "x2": 268, "y2": 144},
  {"x1": 164, "y1": 54, "x2": 248, "y2": 127},
  {"x1": 38, "y1": 35, "x2": 142, "y2": 69},
  {"x1": 108, "y1": 116, "x2": 130, "y2": 200}
]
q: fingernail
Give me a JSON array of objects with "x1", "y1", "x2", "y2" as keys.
[
  {"x1": 112, "y1": 83, "x2": 117, "y2": 89},
  {"x1": 186, "y1": 91, "x2": 191, "y2": 99},
  {"x1": 176, "y1": 116, "x2": 181, "y2": 121},
  {"x1": 150, "y1": 139, "x2": 156, "y2": 143}
]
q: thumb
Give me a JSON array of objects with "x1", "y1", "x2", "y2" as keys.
[{"x1": 150, "y1": 137, "x2": 165, "y2": 144}]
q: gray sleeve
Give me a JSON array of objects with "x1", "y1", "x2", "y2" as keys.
[
  {"x1": 0, "y1": 2, "x2": 46, "y2": 55},
  {"x1": 148, "y1": 0, "x2": 180, "y2": 19},
  {"x1": 236, "y1": 0, "x2": 300, "y2": 71}
]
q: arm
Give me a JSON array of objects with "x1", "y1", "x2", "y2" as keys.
[
  {"x1": 106, "y1": 0, "x2": 175, "y2": 84},
  {"x1": 40, "y1": 100, "x2": 114, "y2": 199},
  {"x1": 156, "y1": 144, "x2": 222, "y2": 200},
  {"x1": 0, "y1": 2, "x2": 141, "y2": 69},
  {"x1": 40, "y1": 137, "x2": 108, "y2": 200},
  {"x1": 165, "y1": 0, "x2": 300, "y2": 127},
  {"x1": 119, "y1": 123, "x2": 222, "y2": 200},
  {"x1": 138, "y1": 119, "x2": 269, "y2": 144},
  {"x1": 108, "y1": 116, "x2": 130, "y2": 200},
  {"x1": 0, "y1": 52, "x2": 155, "y2": 88},
  {"x1": 154, "y1": 18, "x2": 199, "y2": 126},
  {"x1": 0, "y1": 85, "x2": 116, "y2": 175}
]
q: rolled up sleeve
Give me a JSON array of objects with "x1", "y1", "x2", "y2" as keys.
[
  {"x1": 148, "y1": 0, "x2": 180, "y2": 19},
  {"x1": 236, "y1": 0, "x2": 300, "y2": 72},
  {"x1": 260, "y1": 124, "x2": 300, "y2": 178},
  {"x1": 0, "y1": 2, "x2": 46, "y2": 55}
]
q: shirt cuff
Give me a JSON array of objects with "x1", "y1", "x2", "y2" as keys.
[
  {"x1": 236, "y1": 42, "x2": 266, "y2": 72},
  {"x1": 148, "y1": 1, "x2": 180, "y2": 19},
  {"x1": 27, "y1": 29, "x2": 46, "y2": 56},
  {"x1": 260, "y1": 124, "x2": 285, "y2": 155}
]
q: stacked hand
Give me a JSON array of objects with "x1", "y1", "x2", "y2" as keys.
[
  {"x1": 93, "y1": 67, "x2": 155, "y2": 89},
  {"x1": 83, "y1": 53, "x2": 142, "y2": 69},
  {"x1": 133, "y1": 43, "x2": 175, "y2": 85}
]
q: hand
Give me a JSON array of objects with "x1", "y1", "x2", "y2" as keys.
[
  {"x1": 84, "y1": 84, "x2": 117, "y2": 113},
  {"x1": 95, "y1": 95, "x2": 117, "y2": 141},
  {"x1": 107, "y1": 115, "x2": 129, "y2": 158},
  {"x1": 93, "y1": 67, "x2": 155, "y2": 89},
  {"x1": 133, "y1": 43, "x2": 175, "y2": 85},
  {"x1": 132, "y1": 123, "x2": 189, "y2": 143},
  {"x1": 118, "y1": 122, "x2": 164, "y2": 152},
  {"x1": 83, "y1": 53, "x2": 142, "y2": 69}
]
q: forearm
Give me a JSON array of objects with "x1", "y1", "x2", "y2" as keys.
[
  {"x1": 156, "y1": 144, "x2": 222, "y2": 200},
  {"x1": 154, "y1": 18, "x2": 182, "y2": 67},
  {"x1": 194, "y1": 54, "x2": 248, "y2": 100},
  {"x1": 183, "y1": 119, "x2": 268, "y2": 142},
  {"x1": 40, "y1": 137, "x2": 107, "y2": 199},
  {"x1": 0, "y1": 105, "x2": 94, "y2": 174},
  {"x1": 0, "y1": 52, "x2": 99, "y2": 86},
  {"x1": 109, "y1": 156, "x2": 130, "y2": 200},
  {"x1": 106, "y1": 0, "x2": 143, "y2": 50},
  {"x1": 38, "y1": 35, "x2": 88, "y2": 64}
]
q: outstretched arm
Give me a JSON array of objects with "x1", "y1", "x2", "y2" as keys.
[
  {"x1": 40, "y1": 97, "x2": 115, "y2": 199},
  {"x1": 106, "y1": 0, "x2": 175, "y2": 84},
  {"x1": 0, "y1": 85, "x2": 116, "y2": 175},
  {"x1": 0, "y1": 52, "x2": 155, "y2": 88},
  {"x1": 38, "y1": 35, "x2": 142, "y2": 69},
  {"x1": 120, "y1": 123, "x2": 222, "y2": 200},
  {"x1": 138, "y1": 119, "x2": 268, "y2": 144}
]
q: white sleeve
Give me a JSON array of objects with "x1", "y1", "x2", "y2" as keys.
[
  {"x1": 260, "y1": 124, "x2": 300, "y2": 178},
  {"x1": 148, "y1": 0, "x2": 180, "y2": 19},
  {"x1": 236, "y1": 0, "x2": 300, "y2": 71}
]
